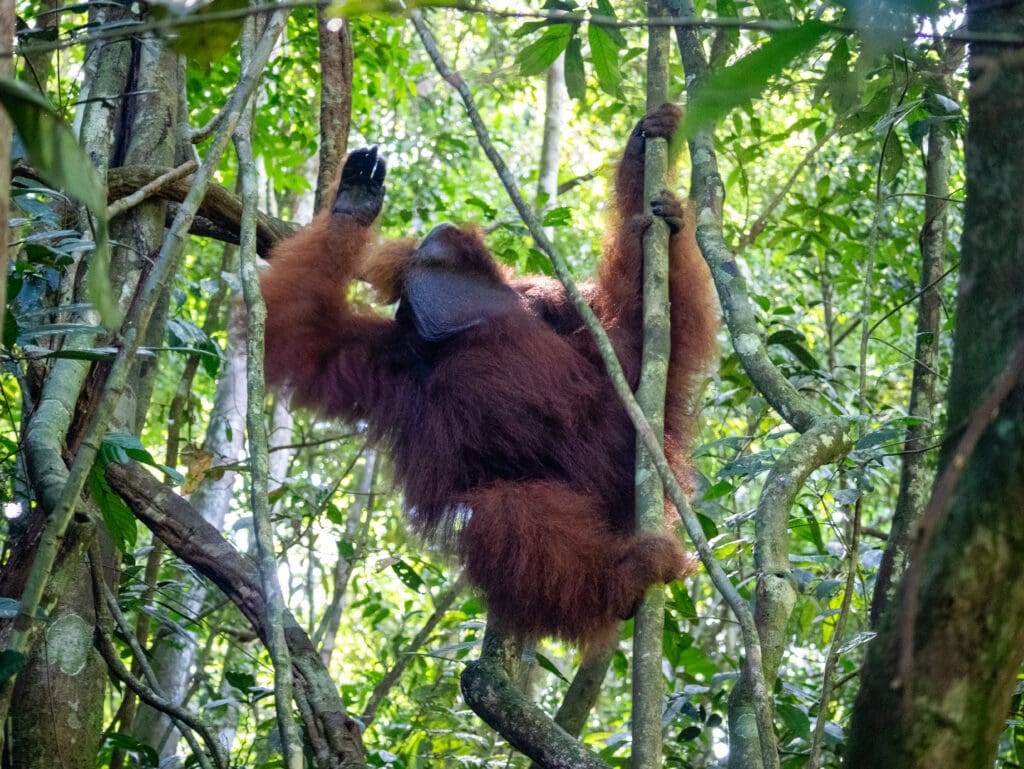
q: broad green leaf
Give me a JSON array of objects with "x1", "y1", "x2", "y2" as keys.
[
  {"x1": 881, "y1": 132, "x2": 904, "y2": 184},
  {"x1": 854, "y1": 418, "x2": 919, "y2": 453},
  {"x1": 755, "y1": 0, "x2": 792, "y2": 20},
  {"x1": 703, "y1": 480, "x2": 735, "y2": 500},
  {"x1": 225, "y1": 669, "x2": 257, "y2": 692},
  {"x1": 820, "y1": 37, "x2": 856, "y2": 114},
  {"x1": 587, "y1": 24, "x2": 622, "y2": 97},
  {"x1": 88, "y1": 462, "x2": 138, "y2": 553},
  {"x1": 795, "y1": 505, "x2": 825, "y2": 553},
  {"x1": 776, "y1": 703, "x2": 811, "y2": 739},
  {"x1": 767, "y1": 329, "x2": 822, "y2": 371},
  {"x1": 678, "y1": 725, "x2": 703, "y2": 741},
  {"x1": 670, "y1": 583, "x2": 698, "y2": 620},
  {"x1": 719, "y1": 449, "x2": 778, "y2": 479},
  {"x1": 103, "y1": 734, "x2": 159, "y2": 768},
  {"x1": 391, "y1": 560, "x2": 424, "y2": 592},
  {"x1": 682, "y1": 20, "x2": 831, "y2": 135},
  {"x1": 593, "y1": 0, "x2": 627, "y2": 48},
  {"x1": 564, "y1": 35, "x2": 586, "y2": 100},
  {"x1": 516, "y1": 24, "x2": 572, "y2": 77},
  {"x1": 0, "y1": 79, "x2": 117, "y2": 328},
  {"x1": 464, "y1": 195, "x2": 498, "y2": 220},
  {"x1": 100, "y1": 433, "x2": 185, "y2": 484},
  {"x1": 716, "y1": 0, "x2": 741, "y2": 45}
]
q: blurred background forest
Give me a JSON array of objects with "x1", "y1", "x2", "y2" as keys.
[{"x1": 0, "y1": 0, "x2": 1022, "y2": 768}]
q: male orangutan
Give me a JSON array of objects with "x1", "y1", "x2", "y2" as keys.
[{"x1": 260, "y1": 104, "x2": 718, "y2": 648}]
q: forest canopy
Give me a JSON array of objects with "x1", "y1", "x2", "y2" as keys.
[{"x1": 0, "y1": 2, "x2": 1022, "y2": 769}]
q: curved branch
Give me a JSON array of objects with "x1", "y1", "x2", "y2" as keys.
[
  {"x1": 106, "y1": 160, "x2": 198, "y2": 219},
  {"x1": 461, "y1": 626, "x2": 611, "y2": 769},
  {"x1": 666, "y1": 3, "x2": 862, "y2": 768}
]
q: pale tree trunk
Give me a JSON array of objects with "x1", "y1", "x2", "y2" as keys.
[
  {"x1": 316, "y1": 453, "x2": 377, "y2": 667},
  {"x1": 536, "y1": 54, "x2": 566, "y2": 232},
  {"x1": 845, "y1": 2, "x2": 1024, "y2": 766},
  {"x1": 130, "y1": 320, "x2": 248, "y2": 759}
]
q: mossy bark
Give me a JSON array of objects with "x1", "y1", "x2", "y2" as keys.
[{"x1": 845, "y1": 2, "x2": 1024, "y2": 766}]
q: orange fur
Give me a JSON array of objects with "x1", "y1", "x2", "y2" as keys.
[{"x1": 260, "y1": 105, "x2": 718, "y2": 646}]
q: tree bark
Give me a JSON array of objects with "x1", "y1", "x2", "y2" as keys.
[
  {"x1": 315, "y1": 9, "x2": 354, "y2": 213},
  {"x1": 869, "y1": 77, "x2": 955, "y2": 626},
  {"x1": 845, "y1": 3, "x2": 1024, "y2": 766},
  {"x1": 632, "y1": 3, "x2": 672, "y2": 767}
]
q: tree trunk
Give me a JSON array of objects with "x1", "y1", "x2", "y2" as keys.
[
  {"x1": 845, "y1": 3, "x2": 1024, "y2": 766},
  {"x1": 130, "y1": 320, "x2": 248, "y2": 758},
  {"x1": 6, "y1": 4, "x2": 137, "y2": 767},
  {"x1": 869, "y1": 73, "x2": 955, "y2": 626}
]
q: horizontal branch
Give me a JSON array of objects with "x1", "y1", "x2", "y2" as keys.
[
  {"x1": 106, "y1": 165, "x2": 295, "y2": 256},
  {"x1": 14, "y1": 161, "x2": 296, "y2": 257}
]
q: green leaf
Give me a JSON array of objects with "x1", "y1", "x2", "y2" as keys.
[
  {"x1": 719, "y1": 449, "x2": 778, "y2": 479},
  {"x1": 0, "y1": 78, "x2": 117, "y2": 327},
  {"x1": 100, "y1": 433, "x2": 185, "y2": 484},
  {"x1": 755, "y1": 0, "x2": 792, "y2": 20},
  {"x1": 820, "y1": 37, "x2": 856, "y2": 114},
  {"x1": 776, "y1": 703, "x2": 811, "y2": 739},
  {"x1": 669, "y1": 583, "x2": 698, "y2": 621},
  {"x1": 767, "y1": 329, "x2": 822, "y2": 371},
  {"x1": 3, "y1": 311, "x2": 18, "y2": 348},
  {"x1": 464, "y1": 195, "x2": 498, "y2": 220},
  {"x1": 703, "y1": 480, "x2": 735, "y2": 501},
  {"x1": 587, "y1": 24, "x2": 622, "y2": 97},
  {"x1": 880, "y1": 133, "x2": 904, "y2": 185},
  {"x1": 225, "y1": 669, "x2": 257, "y2": 692},
  {"x1": 854, "y1": 418, "x2": 916, "y2": 453},
  {"x1": 678, "y1": 725, "x2": 703, "y2": 741},
  {"x1": 541, "y1": 206, "x2": 573, "y2": 227},
  {"x1": 516, "y1": 24, "x2": 572, "y2": 77},
  {"x1": 337, "y1": 539, "x2": 356, "y2": 559},
  {"x1": 103, "y1": 733, "x2": 159, "y2": 768},
  {"x1": 796, "y1": 505, "x2": 825, "y2": 553},
  {"x1": 716, "y1": 0, "x2": 741, "y2": 45},
  {"x1": 535, "y1": 651, "x2": 570, "y2": 683},
  {"x1": 88, "y1": 461, "x2": 138, "y2": 553},
  {"x1": 696, "y1": 512, "x2": 718, "y2": 539},
  {"x1": 564, "y1": 35, "x2": 586, "y2": 101},
  {"x1": 593, "y1": 0, "x2": 627, "y2": 47},
  {"x1": 391, "y1": 560, "x2": 424, "y2": 592},
  {"x1": 682, "y1": 20, "x2": 830, "y2": 135}
]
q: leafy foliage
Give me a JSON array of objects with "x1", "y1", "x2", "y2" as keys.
[{"x1": 0, "y1": 0, "x2": 987, "y2": 768}]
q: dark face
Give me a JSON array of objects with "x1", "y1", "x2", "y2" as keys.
[
  {"x1": 410, "y1": 222, "x2": 504, "y2": 282},
  {"x1": 400, "y1": 223, "x2": 520, "y2": 342}
]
